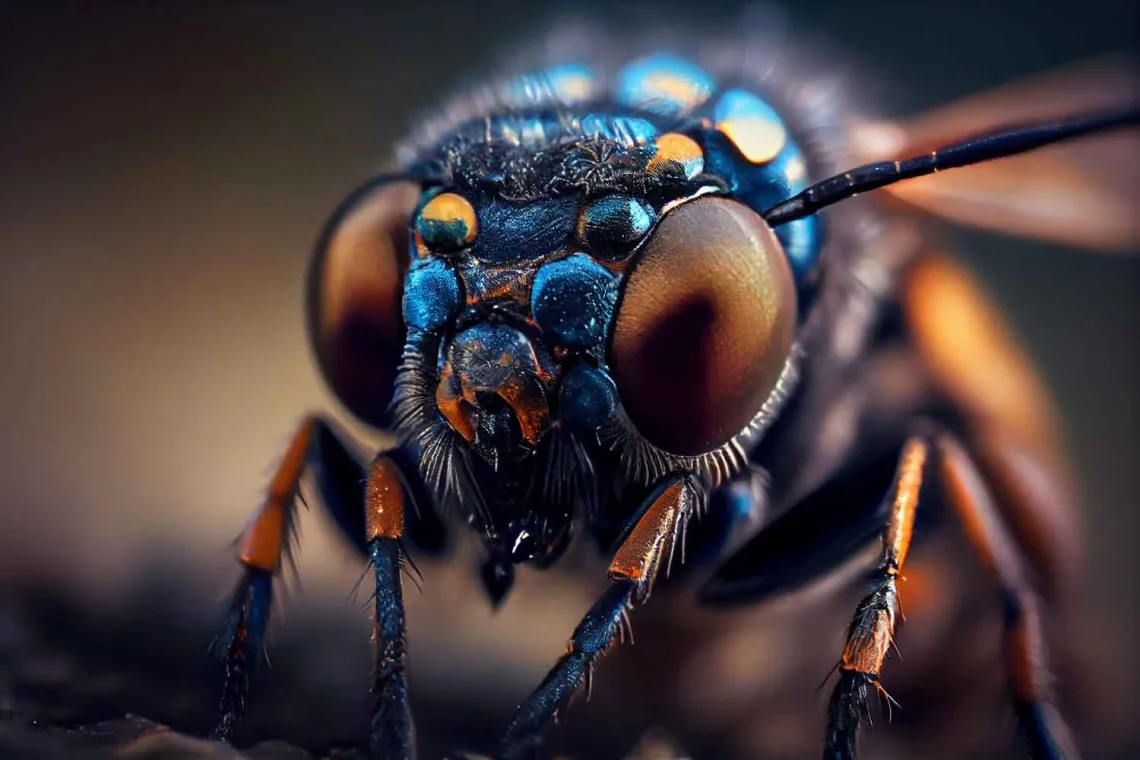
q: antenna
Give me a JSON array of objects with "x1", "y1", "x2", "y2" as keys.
[{"x1": 763, "y1": 106, "x2": 1140, "y2": 226}]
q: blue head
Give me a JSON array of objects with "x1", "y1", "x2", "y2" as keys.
[{"x1": 308, "y1": 55, "x2": 824, "y2": 565}]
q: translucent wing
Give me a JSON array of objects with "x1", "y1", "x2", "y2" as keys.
[{"x1": 853, "y1": 55, "x2": 1140, "y2": 251}]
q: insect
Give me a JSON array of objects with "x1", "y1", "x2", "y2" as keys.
[{"x1": 209, "y1": 22, "x2": 1138, "y2": 760}]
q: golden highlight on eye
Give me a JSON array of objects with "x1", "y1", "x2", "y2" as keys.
[{"x1": 416, "y1": 191, "x2": 478, "y2": 252}]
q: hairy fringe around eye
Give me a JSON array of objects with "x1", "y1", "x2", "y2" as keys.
[{"x1": 600, "y1": 346, "x2": 801, "y2": 490}]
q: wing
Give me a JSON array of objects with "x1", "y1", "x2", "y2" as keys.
[{"x1": 852, "y1": 55, "x2": 1140, "y2": 251}]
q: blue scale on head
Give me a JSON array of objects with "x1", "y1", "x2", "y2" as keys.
[
  {"x1": 403, "y1": 257, "x2": 461, "y2": 334},
  {"x1": 616, "y1": 53, "x2": 715, "y2": 116},
  {"x1": 559, "y1": 363, "x2": 619, "y2": 432},
  {"x1": 471, "y1": 196, "x2": 580, "y2": 265},
  {"x1": 505, "y1": 63, "x2": 597, "y2": 109},
  {"x1": 545, "y1": 63, "x2": 597, "y2": 105},
  {"x1": 531, "y1": 253, "x2": 617, "y2": 351},
  {"x1": 579, "y1": 114, "x2": 658, "y2": 146},
  {"x1": 699, "y1": 88, "x2": 823, "y2": 282},
  {"x1": 579, "y1": 195, "x2": 655, "y2": 260}
]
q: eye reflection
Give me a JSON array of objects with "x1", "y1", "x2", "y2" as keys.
[{"x1": 608, "y1": 196, "x2": 797, "y2": 455}]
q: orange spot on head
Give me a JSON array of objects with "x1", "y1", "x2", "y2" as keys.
[
  {"x1": 718, "y1": 118, "x2": 786, "y2": 164},
  {"x1": 417, "y1": 192, "x2": 478, "y2": 251},
  {"x1": 420, "y1": 193, "x2": 477, "y2": 234},
  {"x1": 714, "y1": 90, "x2": 788, "y2": 164},
  {"x1": 642, "y1": 73, "x2": 709, "y2": 110},
  {"x1": 647, "y1": 132, "x2": 705, "y2": 179}
]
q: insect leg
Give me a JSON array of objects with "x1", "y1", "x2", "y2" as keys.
[
  {"x1": 308, "y1": 420, "x2": 427, "y2": 759},
  {"x1": 938, "y1": 432, "x2": 1080, "y2": 760},
  {"x1": 211, "y1": 415, "x2": 438, "y2": 750},
  {"x1": 363, "y1": 454, "x2": 417, "y2": 760},
  {"x1": 824, "y1": 437, "x2": 929, "y2": 760},
  {"x1": 498, "y1": 476, "x2": 700, "y2": 760},
  {"x1": 307, "y1": 419, "x2": 448, "y2": 557},
  {"x1": 211, "y1": 416, "x2": 317, "y2": 741}
]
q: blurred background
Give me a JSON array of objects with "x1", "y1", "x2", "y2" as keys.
[{"x1": 1, "y1": 1, "x2": 1137, "y2": 759}]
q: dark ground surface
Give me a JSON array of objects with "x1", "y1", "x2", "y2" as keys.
[{"x1": 1, "y1": 529, "x2": 1135, "y2": 760}]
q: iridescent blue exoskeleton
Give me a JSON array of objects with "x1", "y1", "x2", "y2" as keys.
[{"x1": 212, "y1": 27, "x2": 1137, "y2": 760}]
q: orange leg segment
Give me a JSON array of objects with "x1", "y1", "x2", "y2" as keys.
[
  {"x1": 609, "y1": 478, "x2": 694, "y2": 599},
  {"x1": 824, "y1": 437, "x2": 928, "y2": 760},
  {"x1": 237, "y1": 417, "x2": 316, "y2": 573},
  {"x1": 501, "y1": 476, "x2": 697, "y2": 760},
  {"x1": 364, "y1": 453, "x2": 414, "y2": 760},
  {"x1": 212, "y1": 416, "x2": 317, "y2": 741},
  {"x1": 938, "y1": 432, "x2": 1080, "y2": 760}
]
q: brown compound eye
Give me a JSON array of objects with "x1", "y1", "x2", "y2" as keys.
[
  {"x1": 608, "y1": 196, "x2": 798, "y2": 455},
  {"x1": 306, "y1": 179, "x2": 420, "y2": 427}
]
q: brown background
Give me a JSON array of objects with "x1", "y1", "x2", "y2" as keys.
[{"x1": 1, "y1": 2, "x2": 1138, "y2": 758}]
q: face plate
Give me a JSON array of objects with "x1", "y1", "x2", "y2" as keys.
[{"x1": 389, "y1": 53, "x2": 823, "y2": 564}]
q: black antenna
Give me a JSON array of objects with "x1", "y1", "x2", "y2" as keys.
[{"x1": 763, "y1": 106, "x2": 1140, "y2": 226}]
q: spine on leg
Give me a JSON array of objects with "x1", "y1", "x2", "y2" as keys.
[{"x1": 212, "y1": 568, "x2": 273, "y2": 740}]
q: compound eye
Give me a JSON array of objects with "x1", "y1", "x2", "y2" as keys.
[
  {"x1": 307, "y1": 179, "x2": 419, "y2": 427},
  {"x1": 608, "y1": 197, "x2": 797, "y2": 455},
  {"x1": 415, "y1": 191, "x2": 478, "y2": 253}
]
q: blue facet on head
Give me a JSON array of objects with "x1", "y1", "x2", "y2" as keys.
[
  {"x1": 505, "y1": 64, "x2": 596, "y2": 109},
  {"x1": 616, "y1": 53, "x2": 715, "y2": 116},
  {"x1": 560, "y1": 363, "x2": 619, "y2": 432},
  {"x1": 403, "y1": 257, "x2": 462, "y2": 333},
  {"x1": 546, "y1": 64, "x2": 596, "y2": 105},
  {"x1": 774, "y1": 215, "x2": 822, "y2": 282},
  {"x1": 713, "y1": 89, "x2": 788, "y2": 165},
  {"x1": 486, "y1": 113, "x2": 566, "y2": 149},
  {"x1": 580, "y1": 195, "x2": 655, "y2": 260},
  {"x1": 700, "y1": 124, "x2": 822, "y2": 283},
  {"x1": 531, "y1": 253, "x2": 617, "y2": 350},
  {"x1": 416, "y1": 214, "x2": 472, "y2": 253},
  {"x1": 451, "y1": 322, "x2": 536, "y2": 388},
  {"x1": 579, "y1": 114, "x2": 658, "y2": 147}
]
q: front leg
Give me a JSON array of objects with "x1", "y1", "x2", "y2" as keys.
[
  {"x1": 365, "y1": 455, "x2": 416, "y2": 760},
  {"x1": 211, "y1": 416, "x2": 316, "y2": 740},
  {"x1": 824, "y1": 437, "x2": 928, "y2": 759},
  {"x1": 211, "y1": 415, "x2": 430, "y2": 760},
  {"x1": 499, "y1": 476, "x2": 700, "y2": 760}
]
